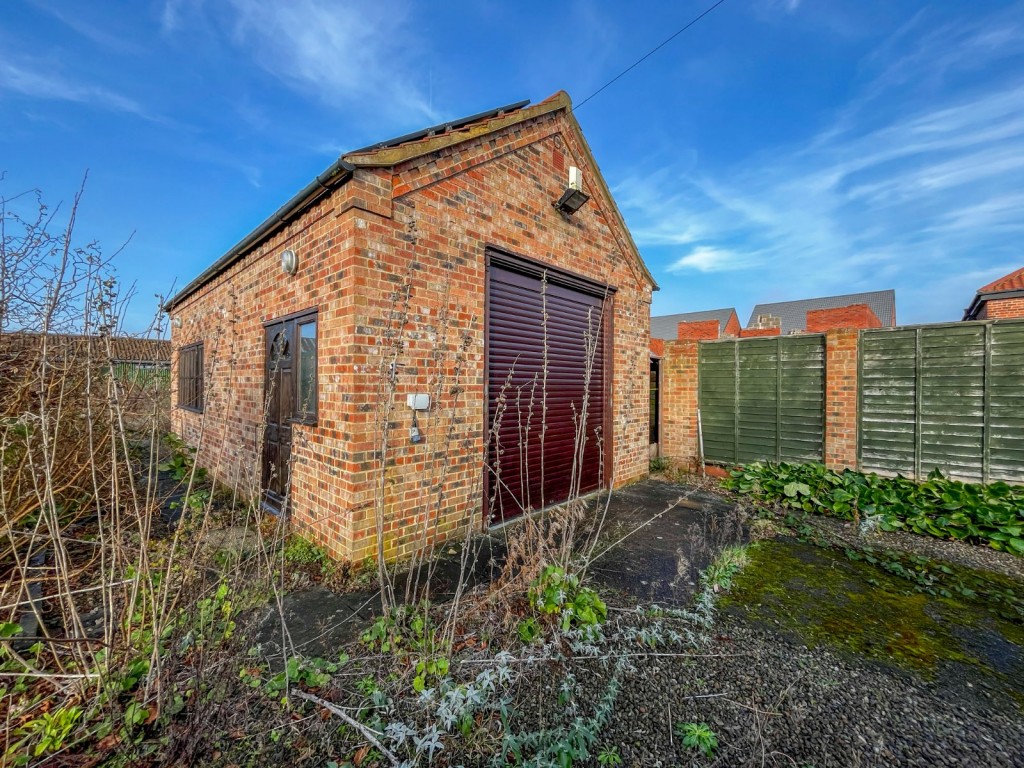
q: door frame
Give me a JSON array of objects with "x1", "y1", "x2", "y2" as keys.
[{"x1": 261, "y1": 307, "x2": 318, "y2": 515}]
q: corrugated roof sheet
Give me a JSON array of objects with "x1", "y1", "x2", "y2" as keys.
[
  {"x1": 651, "y1": 308, "x2": 737, "y2": 339},
  {"x1": 746, "y1": 290, "x2": 896, "y2": 335}
]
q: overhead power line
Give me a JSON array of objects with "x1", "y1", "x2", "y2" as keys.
[{"x1": 574, "y1": 0, "x2": 730, "y2": 111}]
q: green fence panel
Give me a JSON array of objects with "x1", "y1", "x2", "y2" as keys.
[
  {"x1": 989, "y1": 322, "x2": 1024, "y2": 482},
  {"x1": 859, "y1": 319, "x2": 1024, "y2": 483},
  {"x1": 698, "y1": 341, "x2": 739, "y2": 463},
  {"x1": 698, "y1": 336, "x2": 825, "y2": 464}
]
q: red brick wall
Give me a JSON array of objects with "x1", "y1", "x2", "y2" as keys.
[
  {"x1": 807, "y1": 303, "x2": 881, "y2": 333},
  {"x1": 723, "y1": 313, "x2": 741, "y2": 337},
  {"x1": 677, "y1": 319, "x2": 720, "y2": 340},
  {"x1": 649, "y1": 338, "x2": 665, "y2": 357},
  {"x1": 823, "y1": 329, "x2": 858, "y2": 470},
  {"x1": 981, "y1": 297, "x2": 1024, "y2": 319},
  {"x1": 171, "y1": 107, "x2": 653, "y2": 562},
  {"x1": 659, "y1": 340, "x2": 699, "y2": 467},
  {"x1": 738, "y1": 327, "x2": 781, "y2": 338}
]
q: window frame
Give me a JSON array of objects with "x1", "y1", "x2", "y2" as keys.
[
  {"x1": 292, "y1": 313, "x2": 318, "y2": 424},
  {"x1": 177, "y1": 342, "x2": 204, "y2": 413}
]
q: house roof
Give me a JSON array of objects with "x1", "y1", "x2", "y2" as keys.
[
  {"x1": 746, "y1": 290, "x2": 896, "y2": 335},
  {"x1": 0, "y1": 333, "x2": 170, "y2": 363},
  {"x1": 978, "y1": 266, "x2": 1024, "y2": 293},
  {"x1": 963, "y1": 266, "x2": 1024, "y2": 320},
  {"x1": 165, "y1": 92, "x2": 656, "y2": 311},
  {"x1": 651, "y1": 308, "x2": 737, "y2": 339}
]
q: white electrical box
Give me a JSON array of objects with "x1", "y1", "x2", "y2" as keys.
[
  {"x1": 407, "y1": 393, "x2": 430, "y2": 411},
  {"x1": 568, "y1": 166, "x2": 583, "y2": 190}
]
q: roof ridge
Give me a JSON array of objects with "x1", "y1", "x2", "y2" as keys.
[{"x1": 751, "y1": 289, "x2": 894, "y2": 309}]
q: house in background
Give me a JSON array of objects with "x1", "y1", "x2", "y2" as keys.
[
  {"x1": 745, "y1": 289, "x2": 896, "y2": 335},
  {"x1": 164, "y1": 92, "x2": 656, "y2": 562},
  {"x1": 651, "y1": 308, "x2": 741, "y2": 344},
  {"x1": 963, "y1": 267, "x2": 1024, "y2": 320},
  {"x1": 648, "y1": 308, "x2": 739, "y2": 457}
]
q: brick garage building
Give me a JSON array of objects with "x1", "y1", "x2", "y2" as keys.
[
  {"x1": 165, "y1": 93, "x2": 657, "y2": 561},
  {"x1": 963, "y1": 267, "x2": 1024, "y2": 320}
]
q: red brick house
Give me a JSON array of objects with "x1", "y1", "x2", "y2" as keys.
[
  {"x1": 745, "y1": 290, "x2": 895, "y2": 335},
  {"x1": 651, "y1": 308, "x2": 741, "y2": 343},
  {"x1": 963, "y1": 267, "x2": 1024, "y2": 320},
  {"x1": 164, "y1": 93, "x2": 657, "y2": 561}
]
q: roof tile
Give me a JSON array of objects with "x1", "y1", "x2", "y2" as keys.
[
  {"x1": 978, "y1": 267, "x2": 1024, "y2": 293},
  {"x1": 746, "y1": 290, "x2": 895, "y2": 334}
]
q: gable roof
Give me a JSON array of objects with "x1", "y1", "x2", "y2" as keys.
[
  {"x1": 651, "y1": 308, "x2": 737, "y2": 340},
  {"x1": 747, "y1": 290, "x2": 896, "y2": 335},
  {"x1": 963, "y1": 266, "x2": 1024, "y2": 320},
  {"x1": 165, "y1": 92, "x2": 655, "y2": 311}
]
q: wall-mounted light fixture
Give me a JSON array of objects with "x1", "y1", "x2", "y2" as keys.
[
  {"x1": 280, "y1": 248, "x2": 298, "y2": 275},
  {"x1": 173, "y1": 316, "x2": 182, "y2": 329},
  {"x1": 554, "y1": 166, "x2": 590, "y2": 215}
]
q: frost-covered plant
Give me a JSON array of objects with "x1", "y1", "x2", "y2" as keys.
[{"x1": 495, "y1": 660, "x2": 624, "y2": 768}]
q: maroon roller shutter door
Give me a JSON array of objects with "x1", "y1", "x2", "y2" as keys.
[{"x1": 486, "y1": 259, "x2": 607, "y2": 523}]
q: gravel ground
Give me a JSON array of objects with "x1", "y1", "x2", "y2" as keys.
[{"x1": 572, "y1": 611, "x2": 1024, "y2": 768}]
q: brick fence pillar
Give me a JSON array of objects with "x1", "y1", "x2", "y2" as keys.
[
  {"x1": 660, "y1": 339, "x2": 700, "y2": 468},
  {"x1": 824, "y1": 329, "x2": 859, "y2": 470}
]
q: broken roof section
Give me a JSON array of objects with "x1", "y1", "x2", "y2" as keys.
[
  {"x1": 747, "y1": 290, "x2": 896, "y2": 335},
  {"x1": 165, "y1": 92, "x2": 656, "y2": 310}
]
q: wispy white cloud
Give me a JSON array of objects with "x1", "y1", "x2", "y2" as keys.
[
  {"x1": 623, "y1": 6, "x2": 1024, "y2": 322},
  {"x1": 0, "y1": 58, "x2": 160, "y2": 121},
  {"x1": 667, "y1": 246, "x2": 755, "y2": 274},
  {"x1": 28, "y1": 0, "x2": 140, "y2": 53},
  {"x1": 164, "y1": 0, "x2": 438, "y2": 123}
]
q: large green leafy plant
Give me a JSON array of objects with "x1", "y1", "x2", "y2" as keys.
[
  {"x1": 724, "y1": 462, "x2": 1024, "y2": 554},
  {"x1": 520, "y1": 565, "x2": 608, "y2": 641}
]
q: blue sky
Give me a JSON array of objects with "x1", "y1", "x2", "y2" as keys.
[{"x1": 2, "y1": 0, "x2": 1022, "y2": 333}]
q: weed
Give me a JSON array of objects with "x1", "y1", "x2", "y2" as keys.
[
  {"x1": 649, "y1": 456, "x2": 671, "y2": 473},
  {"x1": 701, "y1": 545, "x2": 749, "y2": 592},
  {"x1": 598, "y1": 744, "x2": 623, "y2": 766},
  {"x1": 676, "y1": 721, "x2": 718, "y2": 758},
  {"x1": 724, "y1": 462, "x2": 1024, "y2": 553},
  {"x1": 158, "y1": 436, "x2": 207, "y2": 482},
  {"x1": 284, "y1": 534, "x2": 328, "y2": 567},
  {"x1": 528, "y1": 565, "x2": 607, "y2": 637}
]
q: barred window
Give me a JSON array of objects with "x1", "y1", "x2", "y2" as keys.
[{"x1": 178, "y1": 343, "x2": 204, "y2": 412}]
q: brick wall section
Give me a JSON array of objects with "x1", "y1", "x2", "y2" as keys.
[
  {"x1": 171, "y1": 106, "x2": 653, "y2": 562},
  {"x1": 980, "y1": 297, "x2": 1024, "y2": 319},
  {"x1": 722, "y1": 312, "x2": 741, "y2": 338},
  {"x1": 649, "y1": 338, "x2": 665, "y2": 357},
  {"x1": 738, "y1": 327, "x2": 781, "y2": 338},
  {"x1": 169, "y1": 190, "x2": 364, "y2": 559},
  {"x1": 823, "y1": 329, "x2": 859, "y2": 470},
  {"x1": 806, "y1": 303, "x2": 881, "y2": 333},
  {"x1": 659, "y1": 340, "x2": 700, "y2": 468},
  {"x1": 676, "y1": 319, "x2": 720, "y2": 341}
]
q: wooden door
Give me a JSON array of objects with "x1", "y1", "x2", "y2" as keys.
[{"x1": 263, "y1": 321, "x2": 295, "y2": 514}]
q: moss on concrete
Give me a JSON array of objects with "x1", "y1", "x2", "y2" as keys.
[{"x1": 721, "y1": 539, "x2": 1024, "y2": 684}]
